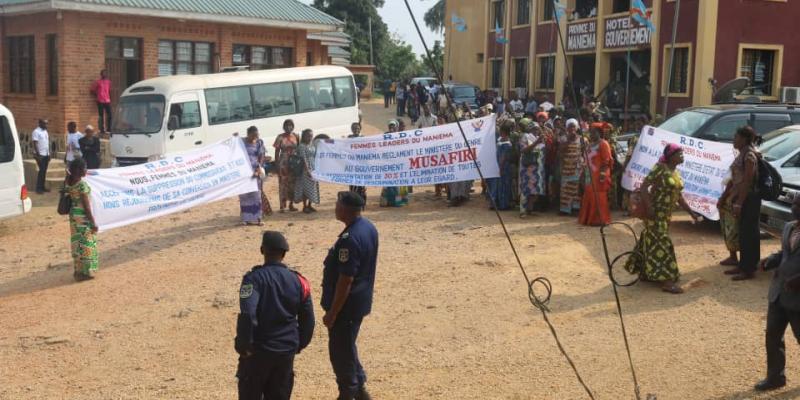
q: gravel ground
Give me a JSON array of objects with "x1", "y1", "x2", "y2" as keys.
[{"x1": 0, "y1": 99, "x2": 794, "y2": 400}]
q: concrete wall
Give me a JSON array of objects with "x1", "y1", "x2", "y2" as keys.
[{"x1": 444, "y1": 0, "x2": 486, "y2": 87}]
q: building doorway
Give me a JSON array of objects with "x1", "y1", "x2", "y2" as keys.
[
  {"x1": 105, "y1": 37, "x2": 142, "y2": 106},
  {"x1": 605, "y1": 49, "x2": 651, "y2": 123},
  {"x1": 569, "y1": 55, "x2": 596, "y2": 108}
]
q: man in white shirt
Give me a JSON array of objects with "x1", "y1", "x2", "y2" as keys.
[
  {"x1": 417, "y1": 105, "x2": 437, "y2": 128},
  {"x1": 65, "y1": 121, "x2": 84, "y2": 163},
  {"x1": 509, "y1": 97, "x2": 524, "y2": 114},
  {"x1": 31, "y1": 119, "x2": 51, "y2": 194}
]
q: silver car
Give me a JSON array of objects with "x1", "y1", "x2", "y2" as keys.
[{"x1": 759, "y1": 126, "x2": 800, "y2": 236}]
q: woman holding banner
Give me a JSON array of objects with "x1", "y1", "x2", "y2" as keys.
[
  {"x1": 625, "y1": 144, "x2": 701, "y2": 294},
  {"x1": 518, "y1": 120, "x2": 547, "y2": 218},
  {"x1": 239, "y1": 126, "x2": 268, "y2": 226},
  {"x1": 65, "y1": 158, "x2": 99, "y2": 281},
  {"x1": 486, "y1": 123, "x2": 514, "y2": 210}
]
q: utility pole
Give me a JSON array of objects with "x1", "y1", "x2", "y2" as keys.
[
  {"x1": 368, "y1": 16, "x2": 374, "y2": 65},
  {"x1": 663, "y1": 0, "x2": 680, "y2": 119}
]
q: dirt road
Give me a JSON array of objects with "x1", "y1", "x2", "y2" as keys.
[{"x1": 0, "y1": 100, "x2": 794, "y2": 399}]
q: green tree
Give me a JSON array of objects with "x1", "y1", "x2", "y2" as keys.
[
  {"x1": 312, "y1": 0, "x2": 389, "y2": 65},
  {"x1": 423, "y1": 40, "x2": 444, "y2": 76},
  {"x1": 424, "y1": 0, "x2": 446, "y2": 33},
  {"x1": 378, "y1": 33, "x2": 426, "y2": 81}
]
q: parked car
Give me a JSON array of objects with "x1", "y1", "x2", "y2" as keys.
[
  {"x1": 760, "y1": 178, "x2": 800, "y2": 238},
  {"x1": 618, "y1": 103, "x2": 800, "y2": 154},
  {"x1": 410, "y1": 77, "x2": 437, "y2": 88},
  {"x1": 443, "y1": 82, "x2": 480, "y2": 112},
  {"x1": 759, "y1": 125, "x2": 800, "y2": 181}
]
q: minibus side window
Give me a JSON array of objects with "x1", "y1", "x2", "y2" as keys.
[
  {"x1": 253, "y1": 82, "x2": 296, "y2": 118},
  {"x1": 295, "y1": 78, "x2": 335, "y2": 113},
  {"x1": 333, "y1": 77, "x2": 356, "y2": 107},
  {"x1": 169, "y1": 101, "x2": 202, "y2": 129},
  {"x1": 206, "y1": 87, "x2": 253, "y2": 125},
  {"x1": 0, "y1": 116, "x2": 13, "y2": 163}
]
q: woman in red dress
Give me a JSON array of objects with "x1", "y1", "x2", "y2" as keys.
[{"x1": 578, "y1": 127, "x2": 613, "y2": 226}]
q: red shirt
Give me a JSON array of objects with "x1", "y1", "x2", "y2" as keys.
[{"x1": 91, "y1": 78, "x2": 112, "y2": 104}]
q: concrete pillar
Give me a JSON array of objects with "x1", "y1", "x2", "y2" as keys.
[{"x1": 693, "y1": 0, "x2": 719, "y2": 106}]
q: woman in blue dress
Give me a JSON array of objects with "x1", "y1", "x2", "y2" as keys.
[
  {"x1": 487, "y1": 123, "x2": 514, "y2": 210},
  {"x1": 239, "y1": 126, "x2": 267, "y2": 226}
]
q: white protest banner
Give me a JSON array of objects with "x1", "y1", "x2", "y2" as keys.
[
  {"x1": 622, "y1": 126, "x2": 737, "y2": 221},
  {"x1": 86, "y1": 138, "x2": 258, "y2": 231},
  {"x1": 313, "y1": 116, "x2": 499, "y2": 187}
]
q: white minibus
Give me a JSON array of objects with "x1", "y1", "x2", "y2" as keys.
[
  {"x1": 0, "y1": 104, "x2": 32, "y2": 220},
  {"x1": 110, "y1": 66, "x2": 359, "y2": 166}
]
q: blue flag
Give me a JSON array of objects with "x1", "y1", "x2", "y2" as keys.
[
  {"x1": 495, "y1": 21, "x2": 508, "y2": 44},
  {"x1": 451, "y1": 13, "x2": 467, "y2": 32},
  {"x1": 553, "y1": 0, "x2": 567, "y2": 20},
  {"x1": 630, "y1": 0, "x2": 656, "y2": 32}
]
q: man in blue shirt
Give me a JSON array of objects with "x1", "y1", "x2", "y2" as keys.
[
  {"x1": 322, "y1": 191, "x2": 379, "y2": 400},
  {"x1": 236, "y1": 231, "x2": 315, "y2": 400}
]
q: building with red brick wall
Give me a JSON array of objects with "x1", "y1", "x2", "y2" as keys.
[
  {"x1": 0, "y1": 0, "x2": 342, "y2": 139},
  {"x1": 446, "y1": 0, "x2": 800, "y2": 122}
]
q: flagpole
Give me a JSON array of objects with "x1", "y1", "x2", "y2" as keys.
[
  {"x1": 623, "y1": 19, "x2": 632, "y2": 133},
  {"x1": 662, "y1": 0, "x2": 680, "y2": 119}
]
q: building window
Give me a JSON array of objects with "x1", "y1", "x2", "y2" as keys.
[
  {"x1": 492, "y1": 0, "x2": 505, "y2": 29},
  {"x1": 158, "y1": 41, "x2": 212, "y2": 76},
  {"x1": 7, "y1": 36, "x2": 35, "y2": 94},
  {"x1": 513, "y1": 58, "x2": 528, "y2": 88},
  {"x1": 46, "y1": 34, "x2": 58, "y2": 96},
  {"x1": 307, "y1": 51, "x2": 314, "y2": 66},
  {"x1": 538, "y1": 56, "x2": 555, "y2": 90},
  {"x1": 663, "y1": 45, "x2": 690, "y2": 95},
  {"x1": 613, "y1": 0, "x2": 631, "y2": 14},
  {"x1": 541, "y1": 0, "x2": 554, "y2": 22},
  {"x1": 233, "y1": 45, "x2": 294, "y2": 70},
  {"x1": 574, "y1": 0, "x2": 598, "y2": 19},
  {"x1": 740, "y1": 48, "x2": 778, "y2": 97},
  {"x1": 490, "y1": 59, "x2": 503, "y2": 89},
  {"x1": 516, "y1": 0, "x2": 530, "y2": 25}
]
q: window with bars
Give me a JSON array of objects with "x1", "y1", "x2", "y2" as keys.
[
  {"x1": 46, "y1": 34, "x2": 58, "y2": 96},
  {"x1": 538, "y1": 56, "x2": 555, "y2": 90},
  {"x1": 158, "y1": 40, "x2": 212, "y2": 76},
  {"x1": 516, "y1": 0, "x2": 530, "y2": 25},
  {"x1": 513, "y1": 58, "x2": 528, "y2": 89},
  {"x1": 233, "y1": 45, "x2": 294, "y2": 70},
  {"x1": 492, "y1": 0, "x2": 505, "y2": 29},
  {"x1": 490, "y1": 59, "x2": 504, "y2": 89},
  {"x1": 542, "y1": 0, "x2": 554, "y2": 22},
  {"x1": 740, "y1": 48, "x2": 777, "y2": 96},
  {"x1": 665, "y1": 46, "x2": 689, "y2": 94},
  {"x1": 7, "y1": 36, "x2": 34, "y2": 94},
  {"x1": 613, "y1": 0, "x2": 631, "y2": 13}
]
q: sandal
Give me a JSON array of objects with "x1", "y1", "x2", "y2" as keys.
[{"x1": 661, "y1": 284, "x2": 684, "y2": 294}]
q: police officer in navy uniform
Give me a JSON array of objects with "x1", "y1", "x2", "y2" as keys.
[
  {"x1": 323, "y1": 192, "x2": 379, "y2": 400},
  {"x1": 236, "y1": 231, "x2": 315, "y2": 400}
]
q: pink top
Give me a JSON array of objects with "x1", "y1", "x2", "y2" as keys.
[{"x1": 91, "y1": 78, "x2": 111, "y2": 104}]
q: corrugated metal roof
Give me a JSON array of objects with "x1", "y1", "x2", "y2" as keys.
[{"x1": 0, "y1": 0, "x2": 342, "y2": 27}]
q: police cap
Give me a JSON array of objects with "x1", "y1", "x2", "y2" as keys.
[
  {"x1": 261, "y1": 231, "x2": 289, "y2": 252},
  {"x1": 337, "y1": 191, "x2": 365, "y2": 208}
]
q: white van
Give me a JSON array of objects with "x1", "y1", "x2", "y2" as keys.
[
  {"x1": 111, "y1": 66, "x2": 359, "y2": 166},
  {"x1": 0, "y1": 104, "x2": 32, "y2": 220}
]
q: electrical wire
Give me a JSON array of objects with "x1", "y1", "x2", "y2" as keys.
[{"x1": 402, "y1": 1, "x2": 595, "y2": 398}]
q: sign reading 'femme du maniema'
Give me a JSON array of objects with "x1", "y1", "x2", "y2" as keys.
[
  {"x1": 621, "y1": 126, "x2": 737, "y2": 221},
  {"x1": 567, "y1": 20, "x2": 597, "y2": 52},
  {"x1": 313, "y1": 116, "x2": 499, "y2": 187},
  {"x1": 604, "y1": 16, "x2": 651, "y2": 49},
  {"x1": 86, "y1": 138, "x2": 258, "y2": 231}
]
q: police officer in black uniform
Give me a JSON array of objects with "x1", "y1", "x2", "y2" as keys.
[
  {"x1": 323, "y1": 192, "x2": 379, "y2": 400},
  {"x1": 236, "y1": 231, "x2": 315, "y2": 400}
]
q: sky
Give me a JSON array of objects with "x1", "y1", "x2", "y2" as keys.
[{"x1": 300, "y1": 0, "x2": 444, "y2": 55}]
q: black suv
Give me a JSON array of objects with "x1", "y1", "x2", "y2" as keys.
[{"x1": 659, "y1": 104, "x2": 800, "y2": 142}]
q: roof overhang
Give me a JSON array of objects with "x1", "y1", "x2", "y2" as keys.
[{"x1": 0, "y1": 0, "x2": 342, "y2": 32}]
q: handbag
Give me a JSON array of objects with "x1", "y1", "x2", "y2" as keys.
[
  {"x1": 288, "y1": 153, "x2": 305, "y2": 177},
  {"x1": 628, "y1": 190, "x2": 649, "y2": 220},
  {"x1": 57, "y1": 181, "x2": 71, "y2": 216}
]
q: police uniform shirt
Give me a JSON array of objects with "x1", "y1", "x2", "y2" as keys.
[
  {"x1": 236, "y1": 262, "x2": 315, "y2": 355},
  {"x1": 322, "y1": 216, "x2": 379, "y2": 318}
]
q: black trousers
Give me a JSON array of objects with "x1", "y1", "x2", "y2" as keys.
[
  {"x1": 97, "y1": 102, "x2": 112, "y2": 133},
  {"x1": 237, "y1": 352, "x2": 295, "y2": 400},
  {"x1": 329, "y1": 316, "x2": 366, "y2": 398},
  {"x1": 396, "y1": 99, "x2": 406, "y2": 116},
  {"x1": 35, "y1": 155, "x2": 50, "y2": 192},
  {"x1": 739, "y1": 192, "x2": 761, "y2": 273},
  {"x1": 383, "y1": 92, "x2": 391, "y2": 108},
  {"x1": 766, "y1": 301, "x2": 800, "y2": 380}
]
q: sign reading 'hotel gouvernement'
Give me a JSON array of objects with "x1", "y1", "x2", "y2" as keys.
[
  {"x1": 567, "y1": 21, "x2": 597, "y2": 52},
  {"x1": 604, "y1": 16, "x2": 651, "y2": 49}
]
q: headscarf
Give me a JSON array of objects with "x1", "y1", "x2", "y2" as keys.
[
  {"x1": 388, "y1": 119, "x2": 398, "y2": 127},
  {"x1": 566, "y1": 118, "x2": 579, "y2": 129},
  {"x1": 536, "y1": 111, "x2": 549, "y2": 121},
  {"x1": 659, "y1": 143, "x2": 682, "y2": 163},
  {"x1": 518, "y1": 118, "x2": 531, "y2": 129}
]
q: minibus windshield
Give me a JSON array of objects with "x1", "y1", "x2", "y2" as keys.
[{"x1": 113, "y1": 94, "x2": 166, "y2": 134}]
